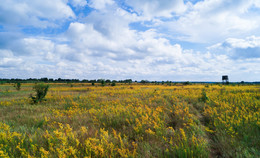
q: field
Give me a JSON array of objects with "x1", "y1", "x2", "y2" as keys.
[{"x1": 0, "y1": 83, "x2": 259, "y2": 157}]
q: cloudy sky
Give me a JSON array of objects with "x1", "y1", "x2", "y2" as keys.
[{"x1": 0, "y1": 0, "x2": 260, "y2": 81}]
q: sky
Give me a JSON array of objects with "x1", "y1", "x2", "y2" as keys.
[{"x1": 0, "y1": 0, "x2": 260, "y2": 82}]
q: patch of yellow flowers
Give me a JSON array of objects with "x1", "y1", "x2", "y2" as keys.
[{"x1": 0, "y1": 84, "x2": 259, "y2": 157}]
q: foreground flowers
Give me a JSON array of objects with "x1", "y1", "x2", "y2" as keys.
[{"x1": 0, "y1": 83, "x2": 259, "y2": 157}]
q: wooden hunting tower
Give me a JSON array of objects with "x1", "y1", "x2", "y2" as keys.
[{"x1": 222, "y1": 75, "x2": 229, "y2": 84}]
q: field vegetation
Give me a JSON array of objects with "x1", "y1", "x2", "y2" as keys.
[{"x1": 0, "y1": 82, "x2": 259, "y2": 157}]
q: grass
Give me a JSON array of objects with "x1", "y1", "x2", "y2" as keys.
[{"x1": 0, "y1": 83, "x2": 259, "y2": 157}]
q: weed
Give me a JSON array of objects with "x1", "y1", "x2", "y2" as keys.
[{"x1": 199, "y1": 89, "x2": 209, "y2": 102}]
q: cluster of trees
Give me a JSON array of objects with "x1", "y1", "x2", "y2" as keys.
[
  {"x1": 0, "y1": 78, "x2": 80, "y2": 83},
  {"x1": 1, "y1": 78, "x2": 259, "y2": 85},
  {"x1": 0, "y1": 78, "x2": 134, "y2": 84}
]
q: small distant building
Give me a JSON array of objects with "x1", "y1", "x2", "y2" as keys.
[{"x1": 222, "y1": 75, "x2": 229, "y2": 84}]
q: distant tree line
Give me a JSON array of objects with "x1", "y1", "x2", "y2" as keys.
[
  {"x1": 0, "y1": 78, "x2": 259, "y2": 85},
  {"x1": 0, "y1": 78, "x2": 134, "y2": 84}
]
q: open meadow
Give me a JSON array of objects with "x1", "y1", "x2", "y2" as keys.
[{"x1": 0, "y1": 83, "x2": 259, "y2": 157}]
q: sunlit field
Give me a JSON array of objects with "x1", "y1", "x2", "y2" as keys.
[{"x1": 0, "y1": 83, "x2": 259, "y2": 157}]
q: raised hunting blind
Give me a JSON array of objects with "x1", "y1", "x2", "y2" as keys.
[{"x1": 222, "y1": 75, "x2": 229, "y2": 84}]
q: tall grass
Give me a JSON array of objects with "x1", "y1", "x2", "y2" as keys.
[{"x1": 0, "y1": 83, "x2": 259, "y2": 157}]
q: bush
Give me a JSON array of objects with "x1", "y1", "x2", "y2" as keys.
[
  {"x1": 183, "y1": 81, "x2": 190, "y2": 85},
  {"x1": 111, "y1": 82, "x2": 116, "y2": 86},
  {"x1": 14, "y1": 82, "x2": 21, "y2": 91},
  {"x1": 30, "y1": 83, "x2": 49, "y2": 104},
  {"x1": 101, "y1": 80, "x2": 106, "y2": 86}
]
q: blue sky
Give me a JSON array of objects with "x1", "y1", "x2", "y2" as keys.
[{"x1": 0, "y1": 0, "x2": 260, "y2": 81}]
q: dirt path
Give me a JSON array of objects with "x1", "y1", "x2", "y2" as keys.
[{"x1": 191, "y1": 102, "x2": 222, "y2": 158}]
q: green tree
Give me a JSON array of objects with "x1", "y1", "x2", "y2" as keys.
[{"x1": 30, "y1": 83, "x2": 49, "y2": 104}]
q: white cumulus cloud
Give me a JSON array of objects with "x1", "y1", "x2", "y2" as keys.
[
  {"x1": 160, "y1": 0, "x2": 260, "y2": 43},
  {"x1": 125, "y1": 0, "x2": 187, "y2": 19},
  {"x1": 0, "y1": 0, "x2": 260, "y2": 81},
  {"x1": 70, "y1": 0, "x2": 87, "y2": 7},
  {"x1": 87, "y1": 0, "x2": 114, "y2": 10},
  {"x1": 209, "y1": 36, "x2": 260, "y2": 59},
  {"x1": 0, "y1": 0, "x2": 75, "y2": 28}
]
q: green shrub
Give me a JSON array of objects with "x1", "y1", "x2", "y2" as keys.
[
  {"x1": 111, "y1": 82, "x2": 116, "y2": 86},
  {"x1": 14, "y1": 82, "x2": 21, "y2": 91},
  {"x1": 30, "y1": 83, "x2": 49, "y2": 104},
  {"x1": 101, "y1": 80, "x2": 106, "y2": 86},
  {"x1": 183, "y1": 81, "x2": 190, "y2": 85}
]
